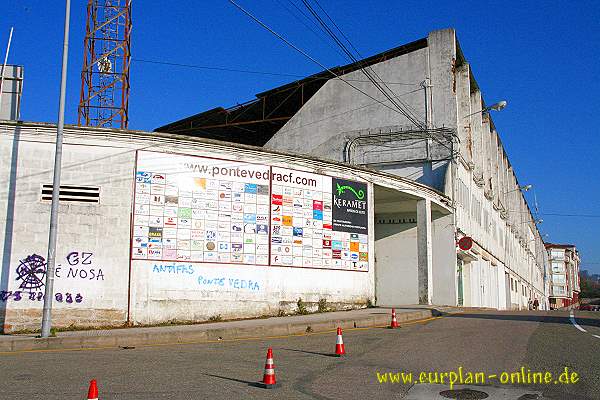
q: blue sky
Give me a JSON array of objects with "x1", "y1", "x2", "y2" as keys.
[{"x1": 3, "y1": 1, "x2": 599, "y2": 272}]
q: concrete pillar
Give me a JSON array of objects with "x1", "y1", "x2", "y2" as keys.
[
  {"x1": 431, "y1": 213, "x2": 457, "y2": 305},
  {"x1": 456, "y1": 64, "x2": 472, "y2": 164},
  {"x1": 417, "y1": 199, "x2": 433, "y2": 304}
]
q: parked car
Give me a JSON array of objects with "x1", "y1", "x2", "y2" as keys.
[{"x1": 579, "y1": 304, "x2": 600, "y2": 311}]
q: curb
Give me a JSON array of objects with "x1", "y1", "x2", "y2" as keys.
[{"x1": 0, "y1": 309, "x2": 435, "y2": 353}]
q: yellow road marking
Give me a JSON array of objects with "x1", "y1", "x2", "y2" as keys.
[{"x1": 0, "y1": 313, "x2": 448, "y2": 356}]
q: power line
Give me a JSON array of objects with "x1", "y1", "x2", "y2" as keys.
[
  {"x1": 308, "y1": 0, "x2": 425, "y2": 126},
  {"x1": 132, "y1": 58, "x2": 421, "y2": 85},
  {"x1": 227, "y1": 0, "x2": 418, "y2": 118},
  {"x1": 273, "y1": 0, "x2": 348, "y2": 60},
  {"x1": 299, "y1": 0, "x2": 425, "y2": 128},
  {"x1": 133, "y1": 58, "x2": 303, "y2": 77},
  {"x1": 275, "y1": 86, "x2": 424, "y2": 134},
  {"x1": 540, "y1": 213, "x2": 600, "y2": 218},
  {"x1": 507, "y1": 210, "x2": 600, "y2": 218}
]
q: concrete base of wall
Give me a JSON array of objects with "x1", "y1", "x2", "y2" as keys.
[
  {"x1": 1, "y1": 308, "x2": 127, "y2": 334},
  {"x1": 0, "y1": 307, "x2": 435, "y2": 353}
]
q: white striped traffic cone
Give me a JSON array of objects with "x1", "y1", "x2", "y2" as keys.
[
  {"x1": 390, "y1": 308, "x2": 399, "y2": 328},
  {"x1": 334, "y1": 327, "x2": 346, "y2": 356},
  {"x1": 258, "y1": 347, "x2": 280, "y2": 388}
]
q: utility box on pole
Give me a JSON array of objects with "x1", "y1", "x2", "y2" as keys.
[{"x1": 0, "y1": 65, "x2": 24, "y2": 121}]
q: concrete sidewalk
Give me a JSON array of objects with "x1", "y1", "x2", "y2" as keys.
[{"x1": 0, "y1": 306, "x2": 447, "y2": 353}]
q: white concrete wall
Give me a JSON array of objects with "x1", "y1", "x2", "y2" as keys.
[
  {"x1": 265, "y1": 47, "x2": 430, "y2": 160},
  {"x1": 131, "y1": 260, "x2": 373, "y2": 324},
  {"x1": 261, "y1": 27, "x2": 548, "y2": 310},
  {"x1": 431, "y1": 213, "x2": 456, "y2": 305},
  {"x1": 0, "y1": 122, "x2": 451, "y2": 331},
  {"x1": 453, "y1": 73, "x2": 547, "y2": 309},
  {"x1": 374, "y1": 220, "x2": 418, "y2": 305},
  {"x1": 0, "y1": 126, "x2": 133, "y2": 331}
]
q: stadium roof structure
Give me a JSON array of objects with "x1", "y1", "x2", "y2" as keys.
[{"x1": 154, "y1": 38, "x2": 427, "y2": 146}]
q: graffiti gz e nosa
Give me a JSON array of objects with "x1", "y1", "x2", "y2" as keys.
[
  {"x1": 55, "y1": 251, "x2": 105, "y2": 281},
  {"x1": 5, "y1": 251, "x2": 104, "y2": 304}
]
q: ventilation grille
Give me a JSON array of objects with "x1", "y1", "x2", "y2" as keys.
[{"x1": 41, "y1": 185, "x2": 100, "y2": 203}]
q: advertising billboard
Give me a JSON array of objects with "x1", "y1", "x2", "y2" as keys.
[{"x1": 132, "y1": 151, "x2": 369, "y2": 271}]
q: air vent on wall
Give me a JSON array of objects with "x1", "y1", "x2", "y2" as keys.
[{"x1": 41, "y1": 185, "x2": 100, "y2": 203}]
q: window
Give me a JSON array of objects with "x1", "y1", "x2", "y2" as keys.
[
  {"x1": 458, "y1": 179, "x2": 470, "y2": 210},
  {"x1": 471, "y1": 196, "x2": 482, "y2": 225},
  {"x1": 41, "y1": 184, "x2": 100, "y2": 204},
  {"x1": 552, "y1": 275, "x2": 566, "y2": 284},
  {"x1": 551, "y1": 250, "x2": 565, "y2": 260},
  {"x1": 553, "y1": 286, "x2": 566, "y2": 296},
  {"x1": 551, "y1": 262, "x2": 565, "y2": 273},
  {"x1": 483, "y1": 210, "x2": 489, "y2": 232}
]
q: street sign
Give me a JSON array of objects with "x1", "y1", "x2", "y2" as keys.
[{"x1": 458, "y1": 236, "x2": 473, "y2": 251}]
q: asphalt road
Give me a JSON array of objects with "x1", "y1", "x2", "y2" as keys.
[{"x1": 1, "y1": 310, "x2": 599, "y2": 399}]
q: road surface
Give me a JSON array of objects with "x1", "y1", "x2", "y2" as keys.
[{"x1": 1, "y1": 309, "x2": 599, "y2": 399}]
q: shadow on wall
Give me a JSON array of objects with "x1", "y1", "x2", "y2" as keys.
[
  {"x1": 375, "y1": 218, "x2": 416, "y2": 241},
  {"x1": 1, "y1": 126, "x2": 20, "y2": 333}
]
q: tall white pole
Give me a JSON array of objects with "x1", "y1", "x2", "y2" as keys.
[
  {"x1": 0, "y1": 27, "x2": 14, "y2": 117},
  {"x1": 41, "y1": 0, "x2": 71, "y2": 338}
]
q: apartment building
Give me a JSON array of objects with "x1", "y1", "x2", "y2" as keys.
[{"x1": 545, "y1": 243, "x2": 580, "y2": 309}]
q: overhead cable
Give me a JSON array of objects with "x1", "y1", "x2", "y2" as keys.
[
  {"x1": 299, "y1": 0, "x2": 425, "y2": 128},
  {"x1": 228, "y1": 0, "x2": 418, "y2": 119}
]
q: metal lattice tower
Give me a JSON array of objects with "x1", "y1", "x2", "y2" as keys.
[{"x1": 78, "y1": 0, "x2": 131, "y2": 129}]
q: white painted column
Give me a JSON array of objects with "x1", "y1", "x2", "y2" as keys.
[{"x1": 417, "y1": 199, "x2": 433, "y2": 304}]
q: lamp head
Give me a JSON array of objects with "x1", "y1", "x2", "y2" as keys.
[{"x1": 489, "y1": 100, "x2": 507, "y2": 111}]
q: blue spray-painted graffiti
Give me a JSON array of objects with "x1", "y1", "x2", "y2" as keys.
[
  {"x1": 150, "y1": 263, "x2": 262, "y2": 291},
  {"x1": 152, "y1": 264, "x2": 195, "y2": 274},
  {"x1": 197, "y1": 276, "x2": 225, "y2": 287},
  {"x1": 197, "y1": 275, "x2": 261, "y2": 291}
]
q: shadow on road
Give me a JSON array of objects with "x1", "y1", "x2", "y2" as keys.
[
  {"x1": 447, "y1": 312, "x2": 600, "y2": 328},
  {"x1": 280, "y1": 348, "x2": 338, "y2": 358},
  {"x1": 203, "y1": 373, "x2": 266, "y2": 388},
  {"x1": 381, "y1": 306, "x2": 446, "y2": 317}
]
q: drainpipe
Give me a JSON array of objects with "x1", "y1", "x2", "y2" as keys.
[{"x1": 421, "y1": 79, "x2": 434, "y2": 186}]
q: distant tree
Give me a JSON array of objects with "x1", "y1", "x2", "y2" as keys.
[{"x1": 580, "y1": 274, "x2": 600, "y2": 299}]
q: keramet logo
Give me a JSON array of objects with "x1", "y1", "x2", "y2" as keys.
[{"x1": 336, "y1": 182, "x2": 365, "y2": 200}]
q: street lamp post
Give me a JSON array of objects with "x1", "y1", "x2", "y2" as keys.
[
  {"x1": 463, "y1": 100, "x2": 508, "y2": 118},
  {"x1": 504, "y1": 184, "x2": 532, "y2": 194},
  {"x1": 41, "y1": 0, "x2": 71, "y2": 338}
]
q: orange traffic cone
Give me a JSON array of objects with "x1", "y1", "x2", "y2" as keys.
[
  {"x1": 87, "y1": 379, "x2": 98, "y2": 400},
  {"x1": 390, "y1": 308, "x2": 399, "y2": 329},
  {"x1": 258, "y1": 347, "x2": 280, "y2": 389},
  {"x1": 334, "y1": 327, "x2": 346, "y2": 356}
]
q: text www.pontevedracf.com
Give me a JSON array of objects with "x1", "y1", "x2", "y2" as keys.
[{"x1": 376, "y1": 367, "x2": 580, "y2": 389}]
